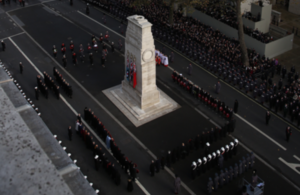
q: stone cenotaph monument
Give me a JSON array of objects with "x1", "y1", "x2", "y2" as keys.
[{"x1": 103, "y1": 15, "x2": 179, "y2": 127}]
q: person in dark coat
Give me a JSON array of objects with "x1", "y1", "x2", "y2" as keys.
[
  {"x1": 233, "y1": 100, "x2": 238, "y2": 113},
  {"x1": 149, "y1": 160, "x2": 155, "y2": 176},
  {"x1": 214, "y1": 173, "x2": 219, "y2": 191},
  {"x1": 286, "y1": 126, "x2": 292, "y2": 142},
  {"x1": 68, "y1": 126, "x2": 72, "y2": 141},
  {"x1": 155, "y1": 159, "x2": 160, "y2": 173},
  {"x1": 127, "y1": 176, "x2": 133, "y2": 192},
  {"x1": 19, "y1": 62, "x2": 23, "y2": 74},
  {"x1": 207, "y1": 177, "x2": 213, "y2": 194},
  {"x1": 187, "y1": 63, "x2": 193, "y2": 75},
  {"x1": 86, "y1": 3, "x2": 90, "y2": 15},
  {"x1": 2, "y1": 40, "x2": 6, "y2": 51},
  {"x1": 35, "y1": 87, "x2": 39, "y2": 100},
  {"x1": 266, "y1": 111, "x2": 271, "y2": 125},
  {"x1": 174, "y1": 174, "x2": 181, "y2": 194}
]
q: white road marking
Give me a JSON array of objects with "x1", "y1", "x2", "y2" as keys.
[
  {"x1": 234, "y1": 113, "x2": 287, "y2": 151},
  {"x1": 195, "y1": 108, "x2": 209, "y2": 119},
  {"x1": 1, "y1": 32, "x2": 25, "y2": 40},
  {"x1": 279, "y1": 157, "x2": 300, "y2": 175},
  {"x1": 77, "y1": 11, "x2": 124, "y2": 38},
  {"x1": 209, "y1": 119, "x2": 221, "y2": 128},
  {"x1": 294, "y1": 155, "x2": 300, "y2": 162},
  {"x1": 9, "y1": 37, "x2": 43, "y2": 76}
]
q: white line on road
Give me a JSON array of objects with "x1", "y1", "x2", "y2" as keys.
[
  {"x1": 15, "y1": 104, "x2": 32, "y2": 112},
  {"x1": 77, "y1": 11, "x2": 124, "y2": 38},
  {"x1": 235, "y1": 113, "x2": 287, "y2": 151},
  {"x1": 279, "y1": 157, "x2": 300, "y2": 175},
  {"x1": 195, "y1": 108, "x2": 209, "y2": 119},
  {"x1": 294, "y1": 155, "x2": 300, "y2": 162},
  {"x1": 1, "y1": 32, "x2": 25, "y2": 40},
  {"x1": 9, "y1": 37, "x2": 43, "y2": 76}
]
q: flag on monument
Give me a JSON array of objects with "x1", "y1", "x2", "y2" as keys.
[{"x1": 133, "y1": 62, "x2": 137, "y2": 88}]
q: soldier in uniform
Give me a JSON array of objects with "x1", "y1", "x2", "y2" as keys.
[
  {"x1": 61, "y1": 43, "x2": 66, "y2": 54},
  {"x1": 35, "y1": 87, "x2": 39, "y2": 100},
  {"x1": 224, "y1": 168, "x2": 229, "y2": 185},
  {"x1": 214, "y1": 173, "x2": 219, "y2": 191},
  {"x1": 62, "y1": 55, "x2": 67, "y2": 68},
  {"x1": 1, "y1": 40, "x2": 5, "y2": 51},
  {"x1": 239, "y1": 160, "x2": 243, "y2": 175},
  {"x1": 233, "y1": 139, "x2": 238, "y2": 155},
  {"x1": 196, "y1": 159, "x2": 202, "y2": 176},
  {"x1": 266, "y1": 111, "x2": 271, "y2": 125},
  {"x1": 53, "y1": 45, "x2": 57, "y2": 58},
  {"x1": 111, "y1": 42, "x2": 115, "y2": 53},
  {"x1": 79, "y1": 44, "x2": 85, "y2": 63},
  {"x1": 72, "y1": 52, "x2": 77, "y2": 66},
  {"x1": 149, "y1": 160, "x2": 155, "y2": 176},
  {"x1": 19, "y1": 62, "x2": 23, "y2": 74},
  {"x1": 219, "y1": 170, "x2": 224, "y2": 188},
  {"x1": 286, "y1": 126, "x2": 292, "y2": 142},
  {"x1": 207, "y1": 154, "x2": 212, "y2": 170},
  {"x1": 70, "y1": 40, "x2": 74, "y2": 52},
  {"x1": 89, "y1": 53, "x2": 94, "y2": 66},
  {"x1": 86, "y1": 3, "x2": 90, "y2": 15},
  {"x1": 68, "y1": 126, "x2": 72, "y2": 141},
  {"x1": 55, "y1": 86, "x2": 60, "y2": 100},
  {"x1": 211, "y1": 152, "x2": 216, "y2": 168},
  {"x1": 234, "y1": 163, "x2": 239, "y2": 178},
  {"x1": 204, "y1": 142, "x2": 210, "y2": 156},
  {"x1": 218, "y1": 153, "x2": 224, "y2": 170},
  {"x1": 207, "y1": 177, "x2": 213, "y2": 194},
  {"x1": 229, "y1": 166, "x2": 234, "y2": 182},
  {"x1": 224, "y1": 145, "x2": 229, "y2": 161},
  {"x1": 202, "y1": 157, "x2": 207, "y2": 173},
  {"x1": 233, "y1": 99, "x2": 238, "y2": 113},
  {"x1": 191, "y1": 161, "x2": 197, "y2": 180}
]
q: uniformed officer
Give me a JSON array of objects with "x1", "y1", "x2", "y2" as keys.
[
  {"x1": 214, "y1": 173, "x2": 219, "y2": 191},
  {"x1": 204, "y1": 142, "x2": 210, "y2": 156},
  {"x1": 62, "y1": 55, "x2": 67, "y2": 68},
  {"x1": 207, "y1": 177, "x2": 213, "y2": 194},
  {"x1": 86, "y1": 3, "x2": 90, "y2": 15},
  {"x1": 202, "y1": 157, "x2": 207, "y2": 173},
  {"x1": 207, "y1": 154, "x2": 212, "y2": 170},
  {"x1": 191, "y1": 161, "x2": 197, "y2": 180},
  {"x1": 149, "y1": 160, "x2": 155, "y2": 176},
  {"x1": 218, "y1": 153, "x2": 224, "y2": 170},
  {"x1": 219, "y1": 170, "x2": 224, "y2": 188},
  {"x1": 55, "y1": 86, "x2": 60, "y2": 100},
  {"x1": 34, "y1": 86, "x2": 39, "y2": 100},
  {"x1": 224, "y1": 168, "x2": 229, "y2": 184},
  {"x1": 45, "y1": 87, "x2": 48, "y2": 99},
  {"x1": 234, "y1": 163, "x2": 238, "y2": 178},
  {"x1": 224, "y1": 145, "x2": 229, "y2": 161},
  {"x1": 286, "y1": 126, "x2": 292, "y2": 142},
  {"x1": 79, "y1": 44, "x2": 85, "y2": 63},
  {"x1": 53, "y1": 45, "x2": 57, "y2": 58},
  {"x1": 211, "y1": 152, "x2": 216, "y2": 168},
  {"x1": 61, "y1": 43, "x2": 66, "y2": 54},
  {"x1": 266, "y1": 111, "x2": 271, "y2": 125},
  {"x1": 94, "y1": 155, "x2": 99, "y2": 171},
  {"x1": 1, "y1": 40, "x2": 5, "y2": 51},
  {"x1": 89, "y1": 53, "x2": 94, "y2": 66},
  {"x1": 196, "y1": 159, "x2": 202, "y2": 176},
  {"x1": 250, "y1": 152, "x2": 255, "y2": 169},
  {"x1": 111, "y1": 42, "x2": 115, "y2": 53},
  {"x1": 229, "y1": 166, "x2": 234, "y2": 182},
  {"x1": 68, "y1": 126, "x2": 72, "y2": 141},
  {"x1": 70, "y1": 0, "x2": 73, "y2": 6},
  {"x1": 70, "y1": 40, "x2": 74, "y2": 52},
  {"x1": 233, "y1": 139, "x2": 238, "y2": 155}
]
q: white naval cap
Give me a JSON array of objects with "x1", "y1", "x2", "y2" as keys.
[
  {"x1": 206, "y1": 142, "x2": 210, "y2": 147},
  {"x1": 198, "y1": 159, "x2": 202, "y2": 163},
  {"x1": 192, "y1": 161, "x2": 196, "y2": 166}
]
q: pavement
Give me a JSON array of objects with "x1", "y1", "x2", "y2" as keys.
[{"x1": 1, "y1": 1, "x2": 300, "y2": 195}]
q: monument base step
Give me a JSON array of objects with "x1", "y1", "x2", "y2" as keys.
[{"x1": 103, "y1": 84, "x2": 180, "y2": 127}]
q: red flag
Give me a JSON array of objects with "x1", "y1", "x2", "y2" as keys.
[{"x1": 133, "y1": 62, "x2": 137, "y2": 88}]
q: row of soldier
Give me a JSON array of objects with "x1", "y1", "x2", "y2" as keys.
[
  {"x1": 53, "y1": 67, "x2": 73, "y2": 98},
  {"x1": 83, "y1": 108, "x2": 139, "y2": 180},
  {"x1": 36, "y1": 73, "x2": 59, "y2": 100},
  {"x1": 74, "y1": 116, "x2": 122, "y2": 185},
  {"x1": 207, "y1": 153, "x2": 256, "y2": 194},
  {"x1": 191, "y1": 140, "x2": 239, "y2": 179},
  {"x1": 172, "y1": 70, "x2": 236, "y2": 121}
]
